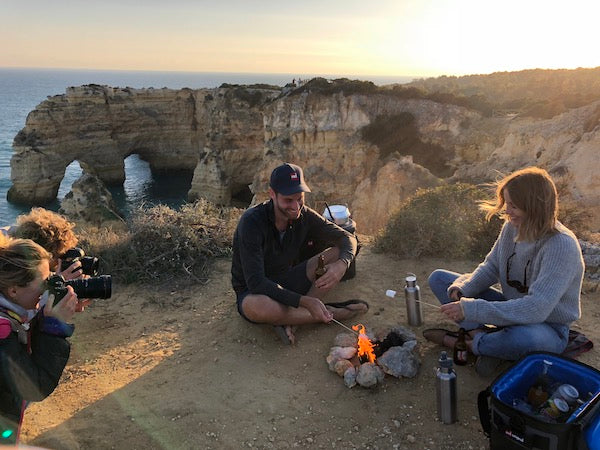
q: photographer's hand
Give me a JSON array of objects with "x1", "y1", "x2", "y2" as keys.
[
  {"x1": 58, "y1": 258, "x2": 83, "y2": 281},
  {"x1": 76, "y1": 298, "x2": 92, "y2": 312},
  {"x1": 44, "y1": 286, "x2": 78, "y2": 322}
]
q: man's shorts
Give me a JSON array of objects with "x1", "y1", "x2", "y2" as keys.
[{"x1": 236, "y1": 260, "x2": 311, "y2": 323}]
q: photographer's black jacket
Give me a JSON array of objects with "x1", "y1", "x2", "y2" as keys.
[
  {"x1": 231, "y1": 200, "x2": 357, "y2": 307},
  {"x1": 0, "y1": 302, "x2": 71, "y2": 443}
]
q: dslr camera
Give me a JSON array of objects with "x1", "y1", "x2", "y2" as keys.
[
  {"x1": 60, "y1": 247, "x2": 99, "y2": 276},
  {"x1": 47, "y1": 273, "x2": 112, "y2": 303}
]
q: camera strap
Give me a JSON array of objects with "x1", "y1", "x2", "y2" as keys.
[{"x1": 0, "y1": 311, "x2": 29, "y2": 345}]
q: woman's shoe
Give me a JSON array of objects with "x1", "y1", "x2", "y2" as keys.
[{"x1": 422, "y1": 328, "x2": 459, "y2": 346}]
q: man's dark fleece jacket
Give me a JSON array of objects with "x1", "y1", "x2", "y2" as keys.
[{"x1": 231, "y1": 200, "x2": 357, "y2": 308}]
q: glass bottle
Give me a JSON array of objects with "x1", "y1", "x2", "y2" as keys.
[
  {"x1": 453, "y1": 328, "x2": 468, "y2": 366},
  {"x1": 315, "y1": 254, "x2": 327, "y2": 279},
  {"x1": 527, "y1": 359, "x2": 553, "y2": 408}
]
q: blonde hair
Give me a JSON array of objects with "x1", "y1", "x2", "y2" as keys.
[
  {"x1": 14, "y1": 207, "x2": 78, "y2": 259},
  {"x1": 0, "y1": 234, "x2": 51, "y2": 295},
  {"x1": 480, "y1": 167, "x2": 559, "y2": 241}
]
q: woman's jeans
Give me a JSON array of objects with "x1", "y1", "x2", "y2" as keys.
[{"x1": 428, "y1": 269, "x2": 569, "y2": 361}]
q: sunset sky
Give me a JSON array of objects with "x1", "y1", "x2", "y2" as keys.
[{"x1": 2, "y1": 0, "x2": 599, "y2": 78}]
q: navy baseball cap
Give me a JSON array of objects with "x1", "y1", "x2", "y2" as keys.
[{"x1": 269, "y1": 163, "x2": 311, "y2": 195}]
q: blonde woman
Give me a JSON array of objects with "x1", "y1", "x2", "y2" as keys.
[
  {"x1": 0, "y1": 235, "x2": 79, "y2": 444},
  {"x1": 423, "y1": 167, "x2": 585, "y2": 376}
]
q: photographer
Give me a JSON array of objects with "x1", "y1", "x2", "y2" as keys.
[
  {"x1": 0, "y1": 235, "x2": 80, "y2": 445},
  {"x1": 11, "y1": 207, "x2": 84, "y2": 281}
]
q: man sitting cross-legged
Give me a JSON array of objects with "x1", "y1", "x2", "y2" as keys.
[{"x1": 231, "y1": 163, "x2": 368, "y2": 344}]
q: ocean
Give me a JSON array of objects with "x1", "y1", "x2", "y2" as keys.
[{"x1": 0, "y1": 67, "x2": 414, "y2": 225}]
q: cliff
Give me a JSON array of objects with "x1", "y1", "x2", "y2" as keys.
[{"x1": 9, "y1": 82, "x2": 600, "y2": 234}]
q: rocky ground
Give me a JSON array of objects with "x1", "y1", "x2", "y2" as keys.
[{"x1": 20, "y1": 241, "x2": 600, "y2": 450}]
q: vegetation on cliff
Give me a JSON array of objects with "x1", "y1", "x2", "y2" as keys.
[
  {"x1": 77, "y1": 200, "x2": 241, "y2": 285},
  {"x1": 374, "y1": 180, "x2": 594, "y2": 260},
  {"x1": 374, "y1": 183, "x2": 502, "y2": 259},
  {"x1": 286, "y1": 77, "x2": 494, "y2": 116},
  {"x1": 406, "y1": 67, "x2": 600, "y2": 119},
  {"x1": 282, "y1": 67, "x2": 600, "y2": 119},
  {"x1": 70, "y1": 180, "x2": 593, "y2": 286},
  {"x1": 360, "y1": 112, "x2": 453, "y2": 177}
]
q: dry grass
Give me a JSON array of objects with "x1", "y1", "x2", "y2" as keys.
[{"x1": 76, "y1": 200, "x2": 242, "y2": 285}]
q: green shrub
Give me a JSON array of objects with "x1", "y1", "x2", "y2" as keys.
[
  {"x1": 232, "y1": 87, "x2": 265, "y2": 108},
  {"x1": 290, "y1": 77, "x2": 378, "y2": 96},
  {"x1": 77, "y1": 200, "x2": 242, "y2": 284},
  {"x1": 374, "y1": 183, "x2": 502, "y2": 259}
]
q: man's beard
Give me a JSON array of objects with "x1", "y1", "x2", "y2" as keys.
[{"x1": 275, "y1": 202, "x2": 301, "y2": 221}]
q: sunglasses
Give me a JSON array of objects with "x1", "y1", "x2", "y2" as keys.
[{"x1": 506, "y1": 248, "x2": 530, "y2": 294}]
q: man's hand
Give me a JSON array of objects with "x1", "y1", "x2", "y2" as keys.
[
  {"x1": 299, "y1": 295, "x2": 333, "y2": 323},
  {"x1": 314, "y1": 259, "x2": 346, "y2": 290}
]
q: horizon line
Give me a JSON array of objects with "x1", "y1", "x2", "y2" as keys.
[{"x1": 2, "y1": 64, "x2": 600, "y2": 82}]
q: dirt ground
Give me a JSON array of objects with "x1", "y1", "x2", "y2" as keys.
[{"x1": 20, "y1": 239, "x2": 600, "y2": 450}]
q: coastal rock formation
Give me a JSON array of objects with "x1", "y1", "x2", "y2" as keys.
[
  {"x1": 9, "y1": 84, "x2": 600, "y2": 233},
  {"x1": 59, "y1": 173, "x2": 123, "y2": 225},
  {"x1": 9, "y1": 84, "x2": 276, "y2": 207}
]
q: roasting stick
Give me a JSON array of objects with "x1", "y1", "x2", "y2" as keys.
[
  {"x1": 330, "y1": 318, "x2": 360, "y2": 335},
  {"x1": 416, "y1": 300, "x2": 441, "y2": 309}
]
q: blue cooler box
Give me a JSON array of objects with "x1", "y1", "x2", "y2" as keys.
[{"x1": 479, "y1": 352, "x2": 600, "y2": 450}]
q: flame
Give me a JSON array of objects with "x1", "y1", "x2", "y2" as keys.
[{"x1": 352, "y1": 323, "x2": 376, "y2": 363}]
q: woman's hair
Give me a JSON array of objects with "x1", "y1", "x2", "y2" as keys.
[
  {"x1": 480, "y1": 166, "x2": 559, "y2": 241},
  {"x1": 0, "y1": 234, "x2": 51, "y2": 295},
  {"x1": 14, "y1": 207, "x2": 78, "y2": 259}
]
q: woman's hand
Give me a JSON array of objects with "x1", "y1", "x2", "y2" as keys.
[
  {"x1": 44, "y1": 285, "x2": 78, "y2": 322},
  {"x1": 440, "y1": 301, "x2": 465, "y2": 323},
  {"x1": 448, "y1": 287, "x2": 463, "y2": 301},
  {"x1": 58, "y1": 258, "x2": 83, "y2": 281}
]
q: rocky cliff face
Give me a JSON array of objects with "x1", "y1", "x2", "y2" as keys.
[
  {"x1": 9, "y1": 84, "x2": 275, "y2": 206},
  {"x1": 9, "y1": 84, "x2": 600, "y2": 234}
]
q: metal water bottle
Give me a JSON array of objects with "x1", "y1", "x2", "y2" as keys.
[
  {"x1": 404, "y1": 273, "x2": 423, "y2": 326},
  {"x1": 436, "y1": 351, "x2": 457, "y2": 424}
]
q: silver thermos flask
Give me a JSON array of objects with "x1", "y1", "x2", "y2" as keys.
[
  {"x1": 436, "y1": 351, "x2": 457, "y2": 424},
  {"x1": 404, "y1": 273, "x2": 423, "y2": 326}
]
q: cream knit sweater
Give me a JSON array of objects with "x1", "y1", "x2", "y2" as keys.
[{"x1": 451, "y1": 221, "x2": 584, "y2": 327}]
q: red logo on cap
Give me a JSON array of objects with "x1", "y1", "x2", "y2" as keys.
[{"x1": 290, "y1": 172, "x2": 298, "y2": 180}]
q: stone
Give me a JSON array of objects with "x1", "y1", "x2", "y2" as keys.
[
  {"x1": 59, "y1": 173, "x2": 124, "y2": 225},
  {"x1": 377, "y1": 343, "x2": 421, "y2": 378},
  {"x1": 326, "y1": 346, "x2": 357, "y2": 372},
  {"x1": 343, "y1": 367, "x2": 357, "y2": 388},
  {"x1": 333, "y1": 332, "x2": 357, "y2": 348},
  {"x1": 356, "y1": 362, "x2": 385, "y2": 388},
  {"x1": 334, "y1": 359, "x2": 355, "y2": 377},
  {"x1": 387, "y1": 326, "x2": 417, "y2": 343}
]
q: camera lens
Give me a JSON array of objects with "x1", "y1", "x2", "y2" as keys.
[{"x1": 66, "y1": 275, "x2": 112, "y2": 299}]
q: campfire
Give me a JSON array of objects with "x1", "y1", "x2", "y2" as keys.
[
  {"x1": 326, "y1": 324, "x2": 420, "y2": 388},
  {"x1": 352, "y1": 323, "x2": 376, "y2": 363}
]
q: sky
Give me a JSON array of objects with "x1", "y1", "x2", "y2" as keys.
[{"x1": 2, "y1": 0, "x2": 600, "y2": 78}]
